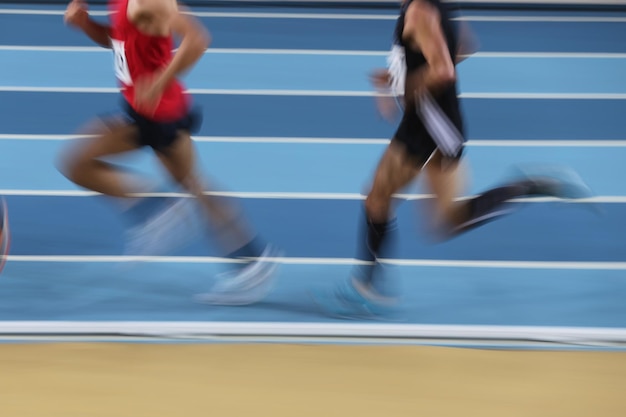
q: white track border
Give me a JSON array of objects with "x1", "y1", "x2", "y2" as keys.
[{"x1": 0, "y1": 322, "x2": 624, "y2": 344}]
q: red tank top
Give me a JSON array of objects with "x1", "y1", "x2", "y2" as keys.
[{"x1": 109, "y1": 0, "x2": 190, "y2": 121}]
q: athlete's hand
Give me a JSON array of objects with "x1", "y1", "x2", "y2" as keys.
[
  {"x1": 375, "y1": 94, "x2": 400, "y2": 123},
  {"x1": 134, "y1": 73, "x2": 166, "y2": 116},
  {"x1": 369, "y1": 69, "x2": 391, "y2": 89},
  {"x1": 370, "y1": 69, "x2": 400, "y2": 123},
  {"x1": 64, "y1": 0, "x2": 89, "y2": 28}
]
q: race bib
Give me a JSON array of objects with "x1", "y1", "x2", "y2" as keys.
[
  {"x1": 387, "y1": 44, "x2": 406, "y2": 96},
  {"x1": 111, "y1": 39, "x2": 133, "y2": 85}
]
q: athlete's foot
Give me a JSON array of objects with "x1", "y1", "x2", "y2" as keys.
[
  {"x1": 123, "y1": 196, "x2": 201, "y2": 257},
  {"x1": 511, "y1": 164, "x2": 594, "y2": 200},
  {"x1": 311, "y1": 276, "x2": 399, "y2": 321},
  {"x1": 195, "y1": 245, "x2": 282, "y2": 306}
]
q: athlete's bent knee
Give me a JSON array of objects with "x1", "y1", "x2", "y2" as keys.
[
  {"x1": 365, "y1": 193, "x2": 391, "y2": 222},
  {"x1": 56, "y1": 149, "x2": 81, "y2": 182},
  {"x1": 55, "y1": 143, "x2": 97, "y2": 186},
  {"x1": 177, "y1": 173, "x2": 206, "y2": 198}
]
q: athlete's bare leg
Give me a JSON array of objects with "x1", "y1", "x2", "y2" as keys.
[
  {"x1": 57, "y1": 119, "x2": 145, "y2": 198},
  {"x1": 155, "y1": 131, "x2": 260, "y2": 255}
]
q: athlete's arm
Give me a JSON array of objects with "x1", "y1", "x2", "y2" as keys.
[
  {"x1": 161, "y1": 11, "x2": 211, "y2": 86},
  {"x1": 64, "y1": 0, "x2": 112, "y2": 48},
  {"x1": 402, "y1": 0, "x2": 456, "y2": 98},
  {"x1": 132, "y1": 0, "x2": 210, "y2": 89}
]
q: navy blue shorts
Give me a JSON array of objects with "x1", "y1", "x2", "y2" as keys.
[{"x1": 122, "y1": 101, "x2": 202, "y2": 153}]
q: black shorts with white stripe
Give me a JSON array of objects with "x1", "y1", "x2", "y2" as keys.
[
  {"x1": 393, "y1": 91, "x2": 466, "y2": 166},
  {"x1": 393, "y1": 113, "x2": 465, "y2": 166}
]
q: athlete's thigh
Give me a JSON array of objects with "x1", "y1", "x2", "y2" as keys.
[
  {"x1": 368, "y1": 139, "x2": 421, "y2": 200},
  {"x1": 368, "y1": 110, "x2": 438, "y2": 201},
  {"x1": 155, "y1": 130, "x2": 201, "y2": 190},
  {"x1": 60, "y1": 117, "x2": 140, "y2": 163},
  {"x1": 423, "y1": 150, "x2": 470, "y2": 222}
]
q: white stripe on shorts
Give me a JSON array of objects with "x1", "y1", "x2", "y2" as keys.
[{"x1": 415, "y1": 91, "x2": 464, "y2": 158}]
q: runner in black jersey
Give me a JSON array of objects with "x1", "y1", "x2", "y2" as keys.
[{"x1": 313, "y1": 0, "x2": 593, "y2": 319}]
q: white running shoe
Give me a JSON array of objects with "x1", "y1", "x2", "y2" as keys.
[
  {"x1": 195, "y1": 245, "x2": 282, "y2": 306},
  {"x1": 124, "y1": 197, "x2": 201, "y2": 257}
]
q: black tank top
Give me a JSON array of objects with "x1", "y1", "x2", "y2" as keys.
[{"x1": 393, "y1": 0, "x2": 464, "y2": 137}]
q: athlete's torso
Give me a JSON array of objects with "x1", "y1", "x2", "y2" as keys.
[
  {"x1": 391, "y1": 0, "x2": 463, "y2": 131},
  {"x1": 108, "y1": 0, "x2": 189, "y2": 121},
  {"x1": 394, "y1": 0, "x2": 458, "y2": 75}
]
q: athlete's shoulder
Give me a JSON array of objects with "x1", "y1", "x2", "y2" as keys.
[
  {"x1": 404, "y1": 0, "x2": 440, "y2": 22},
  {"x1": 131, "y1": 0, "x2": 178, "y2": 15},
  {"x1": 403, "y1": 0, "x2": 448, "y2": 42}
]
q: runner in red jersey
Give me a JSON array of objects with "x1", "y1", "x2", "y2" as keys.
[
  {"x1": 109, "y1": 0, "x2": 189, "y2": 122},
  {"x1": 59, "y1": 0, "x2": 280, "y2": 306}
]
